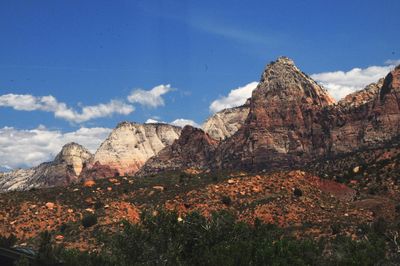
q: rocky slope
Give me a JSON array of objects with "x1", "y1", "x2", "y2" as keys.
[
  {"x1": 81, "y1": 122, "x2": 181, "y2": 178},
  {"x1": 1, "y1": 169, "x2": 397, "y2": 251},
  {"x1": 0, "y1": 143, "x2": 92, "y2": 192},
  {"x1": 137, "y1": 126, "x2": 219, "y2": 176},
  {"x1": 202, "y1": 101, "x2": 250, "y2": 141}
]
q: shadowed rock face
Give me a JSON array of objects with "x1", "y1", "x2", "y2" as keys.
[
  {"x1": 323, "y1": 65, "x2": 400, "y2": 155},
  {"x1": 137, "y1": 125, "x2": 219, "y2": 176},
  {"x1": 0, "y1": 143, "x2": 92, "y2": 192},
  {"x1": 203, "y1": 101, "x2": 250, "y2": 141},
  {"x1": 81, "y1": 122, "x2": 181, "y2": 178}
]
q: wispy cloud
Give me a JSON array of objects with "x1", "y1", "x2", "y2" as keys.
[
  {"x1": 127, "y1": 84, "x2": 174, "y2": 108},
  {"x1": 311, "y1": 60, "x2": 399, "y2": 100},
  {"x1": 0, "y1": 126, "x2": 112, "y2": 169},
  {"x1": 0, "y1": 94, "x2": 134, "y2": 123},
  {"x1": 193, "y1": 21, "x2": 273, "y2": 46}
]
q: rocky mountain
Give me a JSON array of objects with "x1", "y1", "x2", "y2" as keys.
[
  {"x1": 216, "y1": 57, "x2": 336, "y2": 170},
  {"x1": 137, "y1": 126, "x2": 219, "y2": 176},
  {"x1": 81, "y1": 122, "x2": 181, "y2": 178},
  {"x1": 216, "y1": 58, "x2": 400, "y2": 171},
  {"x1": 321, "y1": 65, "x2": 400, "y2": 155},
  {"x1": 140, "y1": 57, "x2": 400, "y2": 174},
  {"x1": 202, "y1": 101, "x2": 250, "y2": 140},
  {"x1": 0, "y1": 142, "x2": 92, "y2": 192}
]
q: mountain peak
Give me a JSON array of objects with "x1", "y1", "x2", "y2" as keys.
[
  {"x1": 257, "y1": 57, "x2": 335, "y2": 106},
  {"x1": 55, "y1": 142, "x2": 92, "y2": 169},
  {"x1": 275, "y1": 56, "x2": 295, "y2": 65}
]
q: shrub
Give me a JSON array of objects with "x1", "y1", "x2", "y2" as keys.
[
  {"x1": 32, "y1": 210, "x2": 391, "y2": 265},
  {"x1": 94, "y1": 201, "x2": 104, "y2": 210},
  {"x1": 293, "y1": 188, "x2": 303, "y2": 197},
  {"x1": 81, "y1": 214, "x2": 97, "y2": 228},
  {"x1": 0, "y1": 234, "x2": 17, "y2": 248},
  {"x1": 221, "y1": 195, "x2": 232, "y2": 206}
]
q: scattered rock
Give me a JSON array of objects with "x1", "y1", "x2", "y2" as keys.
[
  {"x1": 83, "y1": 180, "x2": 96, "y2": 187},
  {"x1": 45, "y1": 202, "x2": 55, "y2": 209},
  {"x1": 353, "y1": 166, "x2": 360, "y2": 173},
  {"x1": 153, "y1": 186, "x2": 164, "y2": 191}
]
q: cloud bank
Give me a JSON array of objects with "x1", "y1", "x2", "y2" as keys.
[
  {"x1": 0, "y1": 126, "x2": 112, "y2": 169},
  {"x1": 0, "y1": 94, "x2": 134, "y2": 123},
  {"x1": 128, "y1": 84, "x2": 173, "y2": 108},
  {"x1": 311, "y1": 60, "x2": 399, "y2": 100},
  {"x1": 209, "y1": 82, "x2": 258, "y2": 113}
]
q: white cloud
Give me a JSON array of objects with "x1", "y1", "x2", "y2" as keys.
[
  {"x1": 0, "y1": 94, "x2": 134, "y2": 123},
  {"x1": 0, "y1": 126, "x2": 112, "y2": 169},
  {"x1": 127, "y1": 84, "x2": 173, "y2": 108},
  {"x1": 170, "y1": 119, "x2": 200, "y2": 128},
  {"x1": 311, "y1": 60, "x2": 399, "y2": 100},
  {"x1": 145, "y1": 118, "x2": 200, "y2": 128},
  {"x1": 209, "y1": 81, "x2": 258, "y2": 113},
  {"x1": 145, "y1": 118, "x2": 162, "y2": 124}
]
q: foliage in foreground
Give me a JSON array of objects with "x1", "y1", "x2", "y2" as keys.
[{"x1": 28, "y1": 210, "x2": 396, "y2": 265}]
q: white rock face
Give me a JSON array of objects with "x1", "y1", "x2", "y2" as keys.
[
  {"x1": 89, "y1": 122, "x2": 181, "y2": 175},
  {"x1": 203, "y1": 104, "x2": 250, "y2": 140},
  {"x1": 54, "y1": 142, "x2": 93, "y2": 175},
  {"x1": 0, "y1": 142, "x2": 92, "y2": 192}
]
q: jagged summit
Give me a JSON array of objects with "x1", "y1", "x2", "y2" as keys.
[
  {"x1": 258, "y1": 57, "x2": 335, "y2": 106},
  {"x1": 380, "y1": 64, "x2": 400, "y2": 99}
]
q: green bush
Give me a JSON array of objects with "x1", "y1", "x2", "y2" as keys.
[
  {"x1": 221, "y1": 195, "x2": 232, "y2": 206},
  {"x1": 32, "y1": 210, "x2": 391, "y2": 265},
  {"x1": 81, "y1": 214, "x2": 98, "y2": 228},
  {"x1": 0, "y1": 234, "x2": 17, "y2": 248}
]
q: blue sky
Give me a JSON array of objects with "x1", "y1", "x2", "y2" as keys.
[{"x1": 0, "y1": 0, "x2": 399, "y2": 168}]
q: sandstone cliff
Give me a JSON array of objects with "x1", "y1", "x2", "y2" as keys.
[
  {"x1": 0, "y1": 142, "x2": 92, "y2": 192},
  {"x1": 82, "y1": 122, "x2": 181, "y2": 178},
  {"x1": 136, "y1": 125, "x2": 219, "y2": 176},
  {"x1": 202, "y1": 101, "x2": 250, "y2": 140},
  {"x1": 323, "y1": 65, "x2": 400, "y2": 154},
  {"x1": 216, "y1": 57, "x2": 336, "y2": 170}
]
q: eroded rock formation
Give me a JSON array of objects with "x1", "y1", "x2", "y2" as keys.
[
  {"x1": 203, "y1": 101, "x2": 250, "y2": 141},
  {"x1": 0, "y1": 142, "x2": 92, "y2": 191},
  {"x1": 137, "y1": 125, "x2": 219, "y2": 176},
  {"x1": 82, "y1": 122, "x2": 181, "y2": 178}
]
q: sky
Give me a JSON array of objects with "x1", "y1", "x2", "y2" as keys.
[{"x1": 0, "y1": 0, "x2": 399, "y2": 169}]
